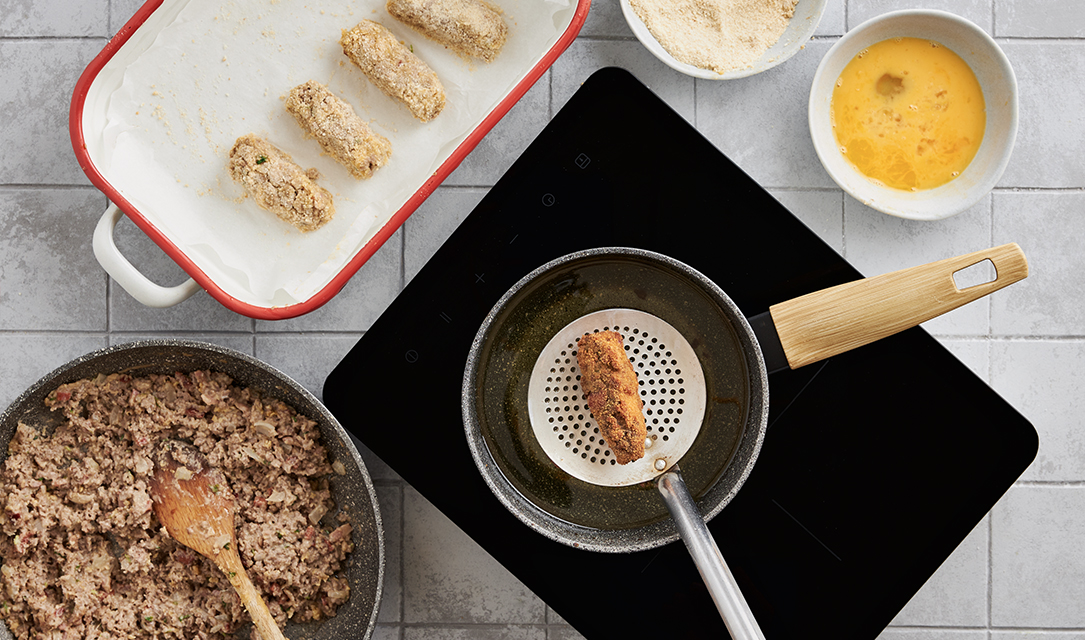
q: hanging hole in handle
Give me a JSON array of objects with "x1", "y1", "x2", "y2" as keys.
[{"x1": 952, "y1": 258, "x2": 997, "y2": 291}]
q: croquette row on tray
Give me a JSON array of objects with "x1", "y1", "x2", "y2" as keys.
[{"x1": 91, "y1": 0, "x2": 579, "y2": 308}]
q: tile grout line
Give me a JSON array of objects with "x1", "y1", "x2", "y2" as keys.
[
  {"x1": 988, "y1": 194, "x2": 995, "y2": 388},
  {"x1": 2, "y1": 34, "x2": 1084, "y2": 45},
  {"x1": 839, "y1": 189, "x2": 846, "y2": 259},
  {"x1": 398, "y1": 481, "x2": 406, "y2": 640},
  {"x1": 548, "y1": 67, "x2": 554, "y2": 122},
  {"x1": 400, "y1": 219, "x2": 407, "y2": 295},
  {"x1": 993, "y1": 35, "x2": 1085, "y2": 42},
  {"x1": 988, "y1": 506, "x2": 994, "y2": 634},
  {"x1": 377, "y1": 624, "x2": 561, "y2": 633},
  {"x1": 1, "y1": 184, "x2": 1081, "y2": 193},
  {"x1": 0, "y1": 35, "x2": 110, "y2": 42},
  {"x1": 693, "y1": 77, "x2": 698, "y2": 129},
  {"x1": 7, "y1": 330, "x2": 1085, "y2": 341},
  {"x1": 105, "y1": 272, "x2": 113, "y2": 340},
  {"x1": 0, "y1": 184, "x2": 98, "y2": 190},
  {"x1": 105, "y1": 0, "x2": 114, "y2": 348}
]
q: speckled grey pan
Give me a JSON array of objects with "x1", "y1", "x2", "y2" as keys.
[
  {"x1": 462, "y1": 247, "x2": 771, "y2": 553},
  {"x1": 462, "y1": 247, "x2": 772, "y2": 637},
  {"x1": 0, "y1": 340, "x2": 383, "y2": 640}
]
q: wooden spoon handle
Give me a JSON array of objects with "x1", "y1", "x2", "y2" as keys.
[
  {"x1": 219, "y1": 551, "x2": 288, "y2": 640},
  {"x1": 769, "y1": 243, "x2": 1028, "y2": 369}
]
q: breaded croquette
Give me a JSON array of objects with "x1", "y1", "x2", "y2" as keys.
[
  {"x1": 340, "y1": 20, "x2": 446, "y2": 123},
  {"x1": 228, "y1": 134, "x2": 335, "y2": 233},
  {"x1": 386, "y1": 0, "x2": 508, "y2": 63},
  {"x1": 576, "y1": 330, "x2": 647, "y2": 465},
  {"x1": 285, "y1": 80, "x2": 392, "y2": 179}
]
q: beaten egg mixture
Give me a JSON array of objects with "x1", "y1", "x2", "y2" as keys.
[{"x1": 831, "y1": 37, "x2": 986, "y2": 191}]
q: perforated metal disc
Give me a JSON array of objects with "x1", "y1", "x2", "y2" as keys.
[{"x1": 527, "y1": 308, "x2": 707, "y2": 487}]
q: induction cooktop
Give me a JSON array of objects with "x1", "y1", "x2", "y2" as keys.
[{"x1": 324, "y1": 67, "x2": 1037, "y2": 639}]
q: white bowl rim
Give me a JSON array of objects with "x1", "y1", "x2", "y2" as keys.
[
  {"x1": 620, "y1": 0, "x2": 828, "y2": 80},
  {"x1": 808, "y1": 9, "x2": 1019, "y2": 221}
]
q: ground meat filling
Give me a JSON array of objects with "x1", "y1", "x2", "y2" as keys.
[{"x1": 0, "y1": 371, "x2": 353, "y2": 640}]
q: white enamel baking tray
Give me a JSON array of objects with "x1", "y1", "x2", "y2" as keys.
[{"x1": 71, "y1": 0, "x2": 590, "y2": 319}]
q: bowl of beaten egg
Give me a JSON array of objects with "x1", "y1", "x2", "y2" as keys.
[{"x1": 809, "y1": 10, "x2": 1018, "y2": 220}]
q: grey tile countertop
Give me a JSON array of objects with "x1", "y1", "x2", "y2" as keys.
[{"x1": 2, "y1": 0, "x2": 1083, "y2": 638}]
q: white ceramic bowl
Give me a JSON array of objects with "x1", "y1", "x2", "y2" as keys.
[
  {"x1": 809, "y1": 10, "x2": 1018, "y2": 221},
  {"x1": 620, "y1": 0, "x2": 827, "y2": 80}
]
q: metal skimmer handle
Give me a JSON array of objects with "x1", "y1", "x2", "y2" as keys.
[{"x1": 658, "y1": 469, "x2": 765, "y2": 640}]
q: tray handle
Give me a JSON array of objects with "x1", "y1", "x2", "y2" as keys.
[
  {"x1": 770, "y1": 243, "x2": 1029, "y2": 369},
  {"x1": 93, "y1": 203, "x2": 202, "y2": 308}
]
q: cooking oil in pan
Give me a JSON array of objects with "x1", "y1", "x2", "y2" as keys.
[{"x1": 473, "y1": 255, "x2": 749, "y2": 531}]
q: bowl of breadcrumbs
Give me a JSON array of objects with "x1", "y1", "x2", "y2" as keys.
[{"x1": 621, "y1": 0, "x2": 827, "y2": 79}]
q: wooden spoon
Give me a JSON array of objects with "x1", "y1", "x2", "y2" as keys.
[{"x1": 148, "y1": 440, "x2": 287, "y2": 640}]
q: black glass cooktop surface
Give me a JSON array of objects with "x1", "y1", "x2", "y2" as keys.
[{"x1": 324, "y1": 67, "x2": 1037, "y2": 639}]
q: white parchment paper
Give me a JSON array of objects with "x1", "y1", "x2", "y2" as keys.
[{"x1": 101, "y1": 0, "x2": 573, "y2": 308}]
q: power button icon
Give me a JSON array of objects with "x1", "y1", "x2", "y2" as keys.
[{"x1": 541, "y1": 193, "x2": 556, "y2": 207}]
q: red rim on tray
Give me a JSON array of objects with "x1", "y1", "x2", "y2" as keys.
[{"x1": 71, "y1": 0, "x2": 591, "y2": 320}]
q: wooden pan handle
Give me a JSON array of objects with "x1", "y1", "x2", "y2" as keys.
[{"x1": 768, "y1": 243, "x2": 1028, "y2": 370}]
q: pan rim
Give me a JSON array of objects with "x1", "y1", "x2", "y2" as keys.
[
  {"x1": 462, "y1": 246, "x2": 770, "y2": 553},
  {"x1": 0, "y1": 338, "x2": 384, "y2": 640}
]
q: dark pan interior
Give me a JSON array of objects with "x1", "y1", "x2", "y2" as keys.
[
  {"x1": 0, "y1": 340, "x2": 383, "y2": 640},
  {"x1": 463, "y1": 248, "x2": 769, "y2": 553}
]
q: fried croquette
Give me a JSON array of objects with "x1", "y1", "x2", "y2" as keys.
[{"x1": 576, "y1": 330, "x2": 647, "y2": 465}]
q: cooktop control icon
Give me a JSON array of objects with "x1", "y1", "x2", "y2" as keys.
[
  {"x1": 575, "y1": 153, "x2": 591, "y2": 169},
  {"x1": 541, "y1": 193, "x2": 556, "y2": 207}
]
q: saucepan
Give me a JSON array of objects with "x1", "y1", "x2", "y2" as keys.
[
  {"x1": 0, "y1": 340, "x2": 383, "y2": 640},
  {"x1": 462, "y1": 244, "x2": 1027, "y2": 639}
]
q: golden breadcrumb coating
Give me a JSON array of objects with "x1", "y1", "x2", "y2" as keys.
[
  {"x1": 340, "y1": 20, "x2": 446, "y2": 122},
  {"x1": 576, "y1": 331, "x2": 647, "y2": 465},
  {"x1": 386, "y1": 0, "x2": 508, "y2": 63},
  {"x1": 228, "y1": 134, "x2": 335, "y2": 233},
  {"x1": 285, "y1": 80, "x2": 392, "y2": 179}
]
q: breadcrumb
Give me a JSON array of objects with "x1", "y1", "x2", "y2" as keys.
[
  {"x1": 228, "y1": 133, "x2": 335, "y2": 233},
  {"x1": 285, "y1": 80, "x2": 392, "y2": 179},
  {"x1": 340, "y1": 20, "x2": 446, "y2": 122},
  {"x1": 386, "y1": 0, "x2": 508, "y2": 63}
]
